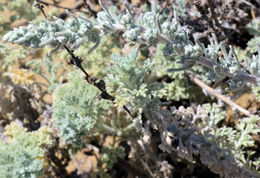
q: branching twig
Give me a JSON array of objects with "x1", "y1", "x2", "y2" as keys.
[
  {"x1": 35, "y1": 0, "x2": 257, "y2": 119},
  {"x1": 35, "y1": 0, "x2": 48, "y2": 19},
  {"x1": 63, "y1": 45, "x2": 135, "y2": 118},
  {"x1": 37, "y1": 1, "x2": 135, "y2": 118}
]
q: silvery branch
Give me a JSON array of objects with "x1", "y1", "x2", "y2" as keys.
[{"x1": 3, "y1": 1, "x2": 260, "y2": 89}]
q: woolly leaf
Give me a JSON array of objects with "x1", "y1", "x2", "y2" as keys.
[
  {"x1": 53, "y1": 70, "x2": 111, "y2": 145},
  {"x1": 0, "y1": 122, "x2": 52, "y2": 178}
]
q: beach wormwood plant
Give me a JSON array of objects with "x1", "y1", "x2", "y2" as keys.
[{"x1": 1, "y1": 0, "x2": 260, "y2": 177}]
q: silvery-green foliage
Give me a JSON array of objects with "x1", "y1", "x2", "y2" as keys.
[
  {"x1": 120, "y1": 4, "x2": 141, "y2": 42},
  {"x1": 232, "y1": 115, "x2": 260, "y2": 172},
  {"x1": 97, "y1": 2, "x2": 162, "y2": 43},
  {"x1": 2, "y1": 1, "x2": 260, "y2": 176},
  {"x1": 3, "y1": 11, "x2": 98, "y2": 49},
  {"x1": 154, "y1": 43, "x2": 194, "y2": 100},
  {"x1": 247, "y1": 18, "x2": 260, "y2": 36},
  {"x1": 173, "y1": 0, "x2": 187, "y2": 16},
  {"x1": 219, "y1": 44, "x2": 246, "y2": 90},
  {"x1": 161, "y1": 15, "x2": 260, "y2": 90},
  {"x1": 0, "y1": 122, "x2": 52, "y2": 178},
  {"x1": 144, "y1": 103, "x2": 258, "y2": 177},
  {"x1": 246, "y1": 49, "x2": 260, "y2": 79},
  {"x1": 161, "y1": 12, "x2": 204, "y2": 70},
  {"x1": 96, "y1": 2, "x2": 161, "y2": 44},
  {"x1": 159, "y1": 8, "x2": 260, "y2": 90},
  {"x1": 234, "y1": 116, "x2": 260, "y2": 154},
  {"x1": 0, "y1": 142, "x2": 43, "y2": 178},
  {"x1": 141, "y1": 4, "x2": 160, "y2": 43},
  {"x1": 96, "y1": 4, "x2": 125, "y2": 37},
  {"x1": 0, "y1": 41, "x2": 26, "y2": 71},
  {"x1": 244, "y1": 48, "x2": 260, "y2": 99},
  {"x1": 246, "y1": 19, "x2": 260, "y2": 53},
  {"x1": 199, "y1": 34, "x2": 255, "y2": 90},
  {"x1": 219, "y1": 44, "x2": 242, "y2": 76},
  {"x1": 197, "y1": 104, "x2": 260, "y2": 171},
  {"x1": 245, "y1": 18, "x2": 260, "y2": 99},
  {"x1": 204, "y1": 34, "x2": 221, "y2": 61},
  {"x1": 203, "y1": 34, "x2": 225, "y2": 84},
  {"x1": 196, "y1": 103, "x2": 226, "y2": 137},
  {"x1": 3, "y1": 1, "x2": 260, "y2": 91},
  {"x1": 252, "y1": 86, "x2": 260, "y2": 101},
  {"x1": 247, "y1": 36, "x2": 260, "y2": 53},
  {"x1": 152, "y1": 43, "x2": 210, "y2": 101},
  {"x1": 105, "y1": 49, "x2": 154, "y2": 112},
  {"x1": 53, "y1": 70, "x2": 111, "y2": 145}
]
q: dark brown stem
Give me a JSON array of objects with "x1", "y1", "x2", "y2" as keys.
[
  {"x1": 37, "y1": 1, "x2": 135, "y2": 118},
  {"x1": 35, "y1": 0, "x2": 48, "y2": 19},
  {"x1": 63, "y1": 45, "x2": 135, "y2": 118}
]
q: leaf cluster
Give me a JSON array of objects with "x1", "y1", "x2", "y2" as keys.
[
  {"x1": 52, "y1": 70, "x2": 111, "y2": 145},
  {"x1": 197, "y1": 104, "x2": 260, "y2": 172},
  {"x1": 0, "y1": 122, "x2": 52, "y2": 178}
]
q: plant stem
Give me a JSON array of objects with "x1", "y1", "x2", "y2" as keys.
[
  {"x1": 187, "y1": 71, "x2": 251, "y2": 116},
  {"x1": 198, "y1": 56, "x2": 259, "y2": 85}
]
